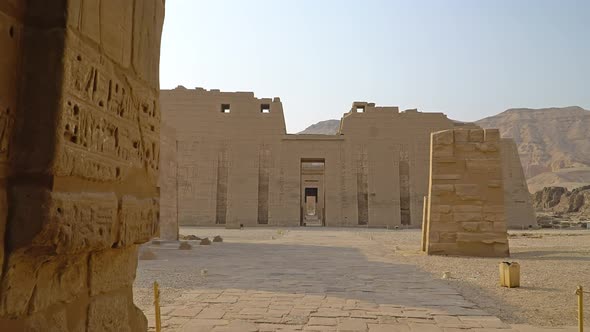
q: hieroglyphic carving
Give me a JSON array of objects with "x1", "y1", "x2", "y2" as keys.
[
  {"x1": 56, "y1": 33, "x2": 160, "y2": 182},
  {"x1": 33, "y1": 192, "x2": 118, "y2": 254},
  {"x1": 118, "y1": 196, "x2": 158, "y2": 247}
]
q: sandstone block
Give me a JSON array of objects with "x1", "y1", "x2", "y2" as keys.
[
  {"x1": 432, "y1": 205, "x2": 452, "y2": 214},
  {"x1": 438, "y1": 232, "x2": 458, "y2": 243},
  {"x1": 468, "y1": 129, "x2": 484, "y2": 142},
  {"x1": 454, "y1": 129, "x2": 470, "y2": 142},
  {"x1": 475, "y1": 142, "x2": 499, "y2": 153},
  {"x1": 119, "y1": 196, "x2": 158, "y2": 247},
  {"x1": 432, "y1": 174, "x2": 461, "y2": 180},
  {"x1": 432, "y1": 144, "x2": 454, "y2": 158},
  {"x1": 44, "y1": 192, "x2": 118, "y2": 253},
  {"x1": 484, "y1": 129, "x2": 501, "y2": 142},
  {"x1": 433, "y1": 130, "x2": 454, "y2": 145},
  {"x1": 88, "y1": 291, "x2": 132, "y2": 332},
  {"x1": 89, "y1": 246, "x2": 138, "y2": 296},
  {"x1": 431, "y1": 184, "x2": 454, "y2": 194},
  {"x1": 457, "y1": 232, "x2": 508, "y2": 244},
  {"x1": 454, "y1": 212, "x2": 483, "y2": 222},
  {"x1": 455, "y1": 184, "x2": 480, "y2": 200},
  {"x1": 461, "y1": 221, "x2": 493, "y2": 232},
  {"x1": 452, "y1": 205, "x2": 482, "y2": 213},
  {"x1": 30, "y1": 254, "x2": 88, "y2": 312}
]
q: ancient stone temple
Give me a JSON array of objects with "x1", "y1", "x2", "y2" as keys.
[
  {"x1": 159, "y1": 87, "x2": 536, "y2": 232},
  {"x1": 0, "y1": 1, "x2": 164, "y2": 330}
]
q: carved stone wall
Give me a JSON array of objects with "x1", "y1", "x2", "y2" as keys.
[
  {"x1": 0, "y1": 1, "x2": 165, "y2": 331},
  {"x1": 159, "y1": 122, "x2": 178, "y2": 240},
  {"x1": 423, "y1": 129, "x2": 510, "y2": 257},
  {"x1": 161, "y1": 90, "x2": 534, "y2": 229}
]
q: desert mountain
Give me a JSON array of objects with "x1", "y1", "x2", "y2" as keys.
[
  {"x1": 298, "y1": 120, "x2": 340, "y2": 135},
  {"x1": 476, "y1": 106, "x2": 590, "y2": 192},
  {"x1": 299, "y1": 106, "x2": 590, "y2": 191}
]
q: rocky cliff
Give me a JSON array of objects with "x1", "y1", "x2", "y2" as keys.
[
  {"x1": 532, "y1": 186, "x2": 590, "y2": 223},
  {"x1": 476, "y1": 106, "x2": 590, "y2": 191}
]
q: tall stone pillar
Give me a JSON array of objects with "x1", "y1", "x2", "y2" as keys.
[
  {"x1": 0, "y1": 1, "x2": 165, "y2": 331},
  {"x1": 424, "y1": 129, "x2": 510, "y2": 257}
]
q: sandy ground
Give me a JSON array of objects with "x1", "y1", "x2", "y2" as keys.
[
  {"x1": 370, "y1": 229, "x2": 590, "y2": 327},
  {"x1": 134, "y1": 227, "x2": 589, "y2": 329}
]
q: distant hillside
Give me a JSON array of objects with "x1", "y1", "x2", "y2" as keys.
[
  {"x1": 476, "y1": 106, "x2": 590, "y2": 191},
  {"x1": 298, "y1": 120, "x2": 340, "y2": 135},
  {"x1": 300, "y1": 106, "x2": 590, "y2": 191}
]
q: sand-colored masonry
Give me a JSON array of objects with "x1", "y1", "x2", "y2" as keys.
[
  {"x1": 0, "y1": 1, "x2": 164, "y2": 330},
  {"x1": 423, "y1": 129, "x2": 510, "y2": 257},
  {"x1": 159, "y1": 88, "x2": 536, "y2": 234}
]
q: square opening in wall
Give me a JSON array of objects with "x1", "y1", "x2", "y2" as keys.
[
  {"x1": 356, "y1": 106, "x2": 365, "y2": 113},
  {"x1": 261, "y1": 104, "x2": 270, "y2": 113},
  {"x1": 221, "y1": 104, "x2": 231, "y2": 113}
]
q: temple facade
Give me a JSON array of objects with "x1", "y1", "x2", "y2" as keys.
[{"x1": 159, "y1": 87, "x2": 536, "y2": 231}]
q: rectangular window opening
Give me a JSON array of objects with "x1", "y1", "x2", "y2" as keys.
[
  {"x1": 356, "y1": 106, "x2": 365, "y2": 113},
  {"x1": 261, "y1": 104, "x2": 270, "y2": 113},
  {"x1": 221, "y1": 104, "x2": 231, "y2": 113}
]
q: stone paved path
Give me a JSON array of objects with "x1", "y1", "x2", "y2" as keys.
[{"x1": 134, "y1": 228, "x2": 577, "y2": 331}]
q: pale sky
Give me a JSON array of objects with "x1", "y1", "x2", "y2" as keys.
[{"x1": 160, "y1": 0, "x2": 590, "y2": 133}]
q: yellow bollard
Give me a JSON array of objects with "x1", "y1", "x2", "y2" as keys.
[
  {"x1": 577, "y1": 286, "x2": 584, "y2": 332},
  {"x1": 154, "y1": 281, "x2": 162, "y2": 332}
]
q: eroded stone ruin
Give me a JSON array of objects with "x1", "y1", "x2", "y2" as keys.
[
  {"x1": 158, "y1": 87, "x2": 536, "y2": 234},
  {"x1": 1, "y1": 1, "x2": 164, "y2": 330},
  {"x1": 422, "y1": 129, "x2": 510, "y2": 257}
]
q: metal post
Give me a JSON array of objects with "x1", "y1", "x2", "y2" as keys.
[
  {"x1": 577, "y1": 286, "x2": 584, "y2": 332},
  {"x1": 154, "y1": 281, "x2": 162, "y2": 332}
]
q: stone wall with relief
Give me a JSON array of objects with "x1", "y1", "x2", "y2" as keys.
[
  {"x1": 159, "y1": 122, "x2": 178, "y2": 240},
  {"x1": 423, "y1": 129, "x2": 510, "y2": 257},
  {"x1": 0, "y1": 1, "x2": 165, "y2": 331}
]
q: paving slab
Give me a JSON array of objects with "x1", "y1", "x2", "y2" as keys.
[{"x1": 134, "y1": 228, "x2": 577, "y2": 331}]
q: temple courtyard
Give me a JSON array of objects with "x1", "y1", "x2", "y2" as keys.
[{"x1": 133, "y1": 228, "x2": 589, "y2": 331}]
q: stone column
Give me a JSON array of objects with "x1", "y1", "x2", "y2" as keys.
[{"x1": 0, "y1": 1, "x2": 165, "y2": 331}]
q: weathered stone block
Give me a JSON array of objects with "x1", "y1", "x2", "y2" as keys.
[
  {"x1": 89, "y1": 246, "x2": 138, "y2": 296},
  {"x1": 41, "y1": 192, "x2": 119, "y2": 253},
  {"x1": 30, "y1": 254, "x2": 88, "y2": 312},
  {"x1": 457, "y1": 232, "x2": 508, "y2": 244},
  {"x1": 433, "y1": 130, "x2": 454, "y2": 145},
  {"x1": 432, "y1": 205, "x2": 452, "y2": 214},
  {"x1": 484, "y1": 128, "x2": 501, "y2": 142},
  {"x1": 466, "y1": 159, "x2": 502, "y2": 174},
  {"x1": 468, "y1": 129, "x2": 484, "y2": 142},
  {"x1": 454, "y1": 212, "x2": 483, "y2": 222},
  {"x1": 438, "y1": 232, "x2": 458, "y2": 243},
  {"x1": 431, "y1": 184, "x2": 454, "y2": 194},
  {"x1": 452, "y1": 205, "x2": 482, "y2": 213},
  {"x1": 432, "y1": 174, "x2": 461, "y2": 180},
  {"x1": 455, "y1": 184, "x2": 480, "y2": 200},
  {"x1": 118, "y1": 196, "x2": 159, "y2": 247},
  {"x1": 453, "y1": 129, "x2": 470, "y2": 142},
  {"x1": 461, "y1": 221, "x2": 493, "y2": 232},
  {"x1": 475, "y1": 142, "x2": 499, "y2": 153},
  {"x1": 432, "y1": 144, "x2": 454, "y2": 158},
  {"x1": 87, "y1": 291, "x2": 131, "y2": 332}
]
